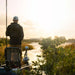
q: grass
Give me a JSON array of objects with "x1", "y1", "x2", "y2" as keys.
[
  {"x1": 0, "y1": 45, "x2": 6, "y2": 65},
  {"x1": 21, "y1": 42, "x2": 34, "y2": 51},
  {"x1": 0, "y1": 42, "x2": 34, "y2": 65}
]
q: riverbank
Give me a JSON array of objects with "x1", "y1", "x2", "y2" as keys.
[{"x1": 21, "y1": 42, "x2": 34, "y2": 51}]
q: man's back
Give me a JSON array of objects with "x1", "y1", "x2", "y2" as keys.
[{"x1": 6, "y1": 23, "x2": 24, "y2": 45}]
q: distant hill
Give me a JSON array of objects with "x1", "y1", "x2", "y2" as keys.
[
  {"x1": 58, "y1": 39, "x2": 75, "y2": 48},
  {"x1": 23, "y1": 38, "x2": 42, "y2": 43},
  {"x1": 66, "y1": 39, "x2": 75, "y2": 43}
]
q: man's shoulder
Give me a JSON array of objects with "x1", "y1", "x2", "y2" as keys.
[
  {"x1": 8, "y1": 23, "x2": 14, "y2": 27},
  {"x1": 7, "y1": 24, "x2": 12, "y2": 28},
  {"x1": 17, "y1": 24, "x2": 23, "y2": 29},
  {"x1": 7, "y1": 23, "x2": 23, "y2": 29}
]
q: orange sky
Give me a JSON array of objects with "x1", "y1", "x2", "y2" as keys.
[{"x1": 0, "y1": 0, "x2": 75, "y2": 39}]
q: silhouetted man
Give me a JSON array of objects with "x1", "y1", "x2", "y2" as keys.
[{"x1": 6, "y1": 16, "x2": 24, "y2": 48}]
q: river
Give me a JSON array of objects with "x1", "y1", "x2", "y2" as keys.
[
  {"x1": 22, "y1": 42, "x2": 42, "y2": 64},
  {"x1": 22, "y1": 42, "x2": 45, "y2": 75},
  {"x1": 22, "y1": 42, "x2": 73, "y2": 75},
  {"x1": 22, "y1": 42, "x2": 72, "y2": 64}
]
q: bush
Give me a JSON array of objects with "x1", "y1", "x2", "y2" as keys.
[{"x1": 30, "y1": 37, "x2": 75, "y2": 75}]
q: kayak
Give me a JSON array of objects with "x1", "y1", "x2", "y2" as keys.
[{"x1": 0, "y1": 46, "x2": 31, "y2": 75}]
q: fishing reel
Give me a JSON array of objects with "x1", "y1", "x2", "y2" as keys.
[{"x1": 23, "y1": 46, "x2": 29, "y2": 65}]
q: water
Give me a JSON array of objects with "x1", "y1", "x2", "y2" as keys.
[
  {"x1": 22, "y1": 42, "x2": 42, "y2": 64},
  {"x1": 58, "y1": 42, "x2": 72, "y2": 48},
  {"x1": 22, "y1": 42, "x2": 73, "y2": 75}
]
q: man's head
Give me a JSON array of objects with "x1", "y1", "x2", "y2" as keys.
[{"x1": 13, "y1": 16, "x2": 18, "y2": 23}]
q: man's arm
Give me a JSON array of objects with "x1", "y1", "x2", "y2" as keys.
[{"x1": 19, "y1": 27, "x2": 24, "y2": 41}]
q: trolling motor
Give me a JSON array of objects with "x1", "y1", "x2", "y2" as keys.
[{"x1": 23, "y1": 46, "x2": 29, "y2": 65}]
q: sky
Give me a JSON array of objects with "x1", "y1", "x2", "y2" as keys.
[{"x1": 0, "y1": 0, "x2": 75, "y2": 39}]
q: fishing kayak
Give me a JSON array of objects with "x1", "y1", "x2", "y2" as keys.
[{"x1": 0, "y1": 46, "x2": 31, "y2": 75}]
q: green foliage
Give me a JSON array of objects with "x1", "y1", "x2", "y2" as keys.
[
  {"x1": 0, "y1": 38, "x2": 10, "y2": 65},
  {"x1": 31, "y1": 37, "x2": 75, "y2": 75},
  {"x1": 0, "y1": 38, "x2": 9, "y2": 46},
  {"x1": 39, "y1": 36, "x2": 66, "y2": 50},
  {"x1": 0, "y1": 54, "x2": 5, "y2": 65},
  {"x1": 1, "y1": 37, "x2": 75, "y2": 75}
]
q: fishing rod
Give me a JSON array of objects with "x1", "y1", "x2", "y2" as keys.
[{"x1": 6, "y1": 0, "x2": 7, "y2": 47}]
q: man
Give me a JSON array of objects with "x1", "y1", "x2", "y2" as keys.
[
  {"x1": 6, "y1": 16, "x2": 24, "y2": 67},
  {"x1": 6, "y1": 16, "x2": 24, "y2": 48}
]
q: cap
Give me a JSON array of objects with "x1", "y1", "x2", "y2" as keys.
[{"x1": 13, "y1": 16, "x2": 18, "y2": 21}]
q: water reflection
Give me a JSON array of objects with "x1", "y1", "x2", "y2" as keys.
[{"x1": 22, "y1": 42, "x2": 42, "y2": 64}]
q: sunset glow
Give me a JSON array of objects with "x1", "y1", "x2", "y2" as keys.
[{"x1": 0, "y1": 0, "x2": 75, "y2": 39}]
